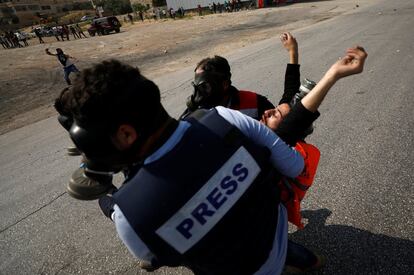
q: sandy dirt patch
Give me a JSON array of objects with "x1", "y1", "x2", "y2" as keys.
[{"x1": 0, "y1": 0, "x2": 371, "y2": 135}]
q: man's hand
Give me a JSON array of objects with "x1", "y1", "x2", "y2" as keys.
[
  {"x1": 280, "y1": 32, "x2": 298, "y2": 64},
  {"x1": 280, "y1": 32, "x2": 298, "y2": 53},
  {"x1": 45, "y1": 48, "x2": 55, "y2": 56},
  {"x1": 301, "y1": 46, "x2": 368, "y2": 112},
  {"x1": 328, "y1": 46, "x2": 368, "y2": 80}
]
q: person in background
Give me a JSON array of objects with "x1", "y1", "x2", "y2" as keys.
[
  {"x1": 70, "y1": 25, "x2": 80, "y2": 39},
  {"x1": 127, "y1": 13, "x2": 134, "y2": 24},
  {"x1": 138, "y1": 11, "x2": 144, "y2": 22},
  {"x1": 45, "y1": 48, "x2": 80, "y2": 85},
  {"x1": 0, "y1": 34, "x2": 9, "y2": 49},
  {"x1": 34, "y1": 28, "x2": 45, "y2": 44},
  {"x1": 62, "y1": 25, "x2": 70, "y2": 40},
  {"x1": 76, "y1": 24, "x2": 88, "y2": 38}
]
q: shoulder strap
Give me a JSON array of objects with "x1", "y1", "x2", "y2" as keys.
[{"x1": 184, "y1": 108, "x2": 244, "y2": 145}]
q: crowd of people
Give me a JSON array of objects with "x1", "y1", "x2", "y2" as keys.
[
  {"x1": 2, "y1": 1, "x2": 260, "y2": 50},
  {"x1": 52, "y1": 29, "x2": 367, "y2": 274},
  {"x1": 209, "y1": 0, "x2": 248, "y2": 13},
  {"x1": 0, "y1": 31, "x2": 29, "y2": 49},
  {"x1": 0, "y1": 23, "x2": 90, "y2": 50},
  {"x1": 132, "y1": 1, "x2": 252, "y2": 22},
  {"x1": 49, "y1": 24, "x2": 88, "y2": 42},
  {"x1": 148, "y1": 7, "x2": 185, "y2": 21}
]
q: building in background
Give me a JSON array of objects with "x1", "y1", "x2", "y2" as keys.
[{"x1": 0, "y1": 0, "x2": 92, "y2": 29}]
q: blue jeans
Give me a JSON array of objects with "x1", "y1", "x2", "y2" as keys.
[{"x1": 63, "y1": 64, "x2": 79, "y2": 85}]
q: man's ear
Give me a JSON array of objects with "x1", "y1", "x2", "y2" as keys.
[
  {"x1": 112, "y1": 124, "x2": 137, "y2": 150},
  {"x1": 195, "y1": 67, "x2": 204, "y2": 74}
]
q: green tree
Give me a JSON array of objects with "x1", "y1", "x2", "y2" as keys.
[
  {"x1": 98, "y1": 0, "x2": 132, "y2": 15},
  {"x1": 132, "y1": 3, "x2": 149, "y2": 12},
  {"x1": 152, "y1": 0, "x2": 167, "y2": 7},
  {"x1": 72, "y1": 2, "x2": 94, "y2": 10}
]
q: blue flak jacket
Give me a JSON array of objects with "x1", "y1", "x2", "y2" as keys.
[{"x1": 113, "y1": 109, "x2": 283, "y2": 275}]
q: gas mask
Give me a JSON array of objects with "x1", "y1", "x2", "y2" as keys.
[
  {"x1": 65, "y1": 105, "x2": 169, "y2": 200},
  {"x1": 69, "y1": 116, "x2": 159, "y2": 171},
  {"x1": 65, "y1": 118, "x2": 144, "y2": 200},
  {"x1": 187, "y1": 71, "x2": 226, "y2": 111}
]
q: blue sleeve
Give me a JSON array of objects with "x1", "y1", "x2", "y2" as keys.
[
  {"x1": 215, "y1": 106, "x2": 304, "y2": 178},
  {"x1": 113, "y1": 205, "x2": 156, "y2": 261}
]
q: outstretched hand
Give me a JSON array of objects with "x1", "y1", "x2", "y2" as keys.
[
  {"x1": 301, "y1": 46, "x2": 368, "y2": 113},
  {"x1": 280, "y1": 32, "x2": 298, "y2": 53},
  {"x1": 328, "y1": 46, "x2": 368, "y2": 79}
]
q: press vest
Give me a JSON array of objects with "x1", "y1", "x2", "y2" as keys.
[{"x1": 113, "y1": 109, "x2": 282, "y2": 275}]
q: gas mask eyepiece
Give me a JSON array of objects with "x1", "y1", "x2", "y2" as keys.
[{"x1": 187, "y1": 71, "x2": 226, "y2": 110}]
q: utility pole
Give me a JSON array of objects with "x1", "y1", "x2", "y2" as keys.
[{"x1": 90, "y1": 0, "x2": 104, "y2": 17}]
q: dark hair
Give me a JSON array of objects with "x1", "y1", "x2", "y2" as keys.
[
  {"x1": 54, "y1": 87, "x2": 74, "y2": 131},
  {"x1": 195, "y1": 55, "x2": 232, "y2": 82},
  {"x1": 54, "y1": 87, "x2": 72, "y2": 116},
  {"x1": 67, "y1": 59, "x2": 163, "y2": 134}
]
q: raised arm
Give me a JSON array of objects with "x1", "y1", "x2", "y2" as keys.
[
  {"x1": 45, "y1": 48, "x2": 56, "y2": 56},
  {"x1": 272, "y1": 46, "x2": 367, "y2": 146},
  {"x1": 281, "y1": 32, "x2": 298, "y2": 65},
  {"x1": 279, "y1": 32, "x2": 301, "y2": 106},
  {"x1": 301, "y1": 46, "x2": 368, "y2": 112}
]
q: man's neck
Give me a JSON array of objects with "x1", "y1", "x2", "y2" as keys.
[{"x1": 138, "y1": 117, "x2": 179, "y2": 160}]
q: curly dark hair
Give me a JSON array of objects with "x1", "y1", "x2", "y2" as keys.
[
  {"x1": 54, "y1": 87, "x2": 74, "y2": 131},
  {"x1": 66, "y1": 59, "x2": 164, "y2": 134},
  {"x1": 54, "y1": 87, "x2": 72, "y2": 117},
  {"x1": 195, "y1": 55, "x2": 232, "y2": 83}
]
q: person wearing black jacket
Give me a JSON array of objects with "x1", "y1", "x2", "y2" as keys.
[
  {"x1": 266, "y1": 32, "x2": 319, "y2": 146},
  {"x1": 262, "y1": 45, "x2": 368, "y2": 146}
]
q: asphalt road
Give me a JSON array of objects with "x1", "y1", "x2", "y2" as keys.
[{"x1": 1, "y1": 0, "x2": 413, "y2": 274}]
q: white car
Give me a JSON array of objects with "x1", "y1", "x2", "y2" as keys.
[
  {"x1": 80, "y1": 15, "x2": 95, "y2": 22},
  {"x1": 15, "y1": 31, "x2": 35, "y2": 40}
]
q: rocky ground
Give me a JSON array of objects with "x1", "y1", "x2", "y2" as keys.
[{"x1": 0, "y1": 0, "x2": 371, "y2": 135}]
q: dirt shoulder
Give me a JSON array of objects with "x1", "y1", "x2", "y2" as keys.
[{"x1": 0, "y1": 0, "x2": 371, "y2": 135}]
